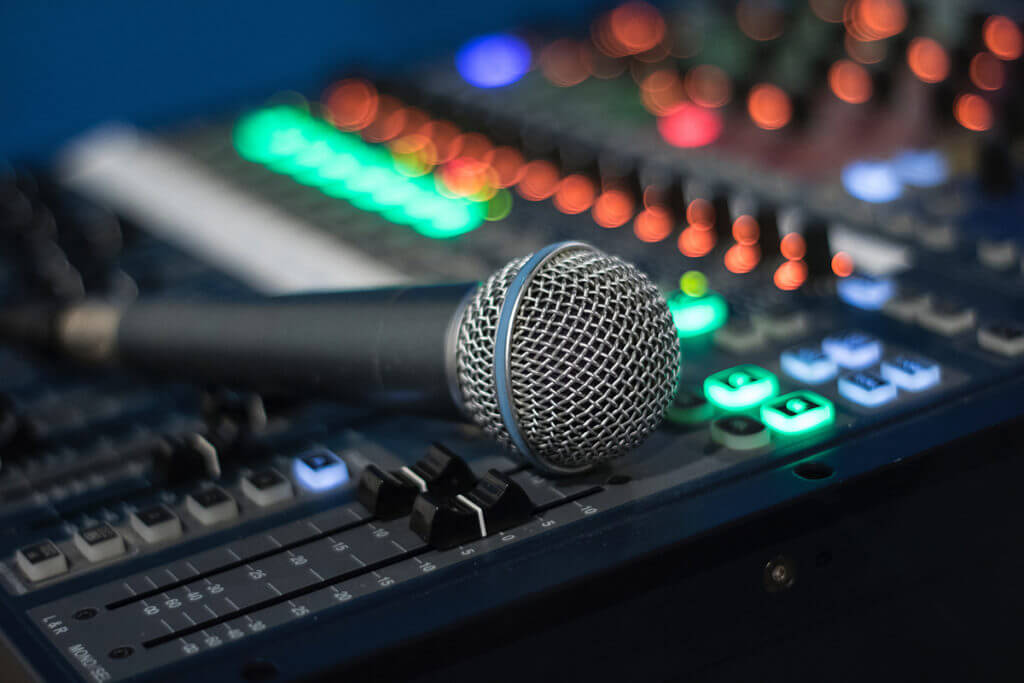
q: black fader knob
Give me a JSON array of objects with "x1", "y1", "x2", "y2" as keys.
[{"x1": 802, "y1": 216, "x2": 834, "y2": 278}]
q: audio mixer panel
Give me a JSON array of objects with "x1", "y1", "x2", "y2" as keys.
[{"x1": 2, "y1": 1, "x2": 1024, "y2": 680}]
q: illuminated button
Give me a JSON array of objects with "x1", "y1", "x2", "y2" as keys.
[
  {"x1": 130, "y1": 505, "x2": 183, "y2": 545},
  {"x1": 918, "y1": 299, "x2": 976, "y2": 336},
  {"x1": 837, "y1": 275, "x2": 894, "y2": 311},
  {"x1": 74, "y1": 523, "x2": 125, "y2": 563},
  {"x1": 838, "y1": 371, "x2": 897, "y2": 407},
  {"x1": 978, "y1": 321, "x2": 1024, "y2": 357},
  {"x1": 714, "y1": 318, "x2": 765, "y2": 353},
  {"x1": 760, "y1": 391, "x2": 835, "y2": 435},
  {"x1": 977, "y1": 239, "x2": 1018, "y2": 271},
  {"x1": 186, "y1": 487, "x2": 238, "y2": 526},
  {"x1": 703, "y1": 365, "x2": 779, "y2": 411},
  {"x1": 15, "y1": 540, "x2": 68, "y2": 582},
  {"x1": 822, "y1": 331, "x2": 882, "y2": 369},
  {"x1": 667, "y1": 291, "x2": 728, "y2": 338},
  {"x1": 780, "y1": 347, "x2": 838, "y2": 384},
  {"x1": 665, "y1": 388, "x2": 714, "y2": 425},
  {"x1": 883, "y1": 288, "x2": 931, "y2": 322},
  {"x1": 710, "y1": 415, "x2": 770, "y2": 450},
  {"x1": 293, "y1": 448, "x2": 350, "y2": 492},
  {"x1": 880, "y1": 355, "x2": 941, "y2": 392},
  {"x1": 241, "y1": 468, "x2": 293, "y2": 507}
]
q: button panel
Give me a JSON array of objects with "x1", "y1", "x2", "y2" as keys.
[
  {"x1": 292, "y1": 448, "x2": 351, "y2": 492},
  {"x1": 838, "y1": 371, "x2": 898, "y2": 407},
  {"x1": 74, "y1": 524, "x2": 126, "y2": 563},
  {"x1": 760, "y1": 391, "x2": 835, "y2": 435},
  {"x1": 780, "y1": 346, "x2": 838, "y2": 384},
  {"x1": 130, "y1": 505, "x2": 183, "y2": 545},
  {"x1": 822, "y1": 331, "x2": 883, "y2": 369},
  {"x1": 703, "y1": 365, "x2": 779, "y2": 411},
  {"x1": 880, "y1": 355, "x2": 941, "y2": 392}
]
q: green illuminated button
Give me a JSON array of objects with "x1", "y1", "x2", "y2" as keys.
[
  {"x1": 665, "y1": 388, "x2": 714, "y2": 425},
  {"x1": 703, "y1": 365, "x2": 779, "y2": 411},
  {"x1": 710, "y1": 415, "x2": 770, "y2": 450},
  {"x1": 760, "y1": 391, "x2": 835, "y2": 435},
  {"x1": 666, "y1": 291, "x2": 728, "y2": 338}
]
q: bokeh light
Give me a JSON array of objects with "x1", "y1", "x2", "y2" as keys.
[
  {"x1": 983, "y1": 16, "x2": 1023, "y2": 61},
  {"x1": 724, "y1": 244, "x2": 761, "y2": 273},
  {"x1": 324, "y1": 79, "x2": 379, "y2": 131},
  {"x1": 907, "y1": 37, "x2": 950, "y2": 84},
  {"x1": 483, "y1": 147, "x2": 526, "y2": 188},
  {"x1": 844, "y1": 0, "x2": 906, "y2": 42},
  {"x1": 970, "y1": 52, "x2": 1005, "y2": 91},
  {"x1": 553, "y1": 174, "x2": 596, "y2": 214},
  {"x1": 829, "y1": 59, "x2": 873, "y2": 103},
  {"x1": 456, "y1": 34, "x2": 532, "y2": 88},
  {"x1": 592, "y1": 189, "x2": 635, "y2": 228},
  {"x1": 736, "y1": 0, "x2": 785, "y2": 41},
  {"x1": 684, "y1": 65, "x2": 732, "y2": 108},
  {"x1": 633, "y1": 206, "x2": 673, "y2": 242},
  {"x1": 640, "y1": 69, "x2": 686, "y2": 115},
  {"x1": 677, "y1": 225, "x2": 716, "y2": 257},
  {"x1": 362, "y1": 95, "x2": 408, "y2": 143},
  {"x1": 747, "y1": 84, "x2": 792, "y2": 130},
  {"x1": 841, "y1": 160, "x2": 903, "y2": 202},
  {"x1": 780, "y1": 232, "x2": 806, "y2": 261},
  {"x1": 732, "y1": 215, "x2": 760, "y2": 245},
  {"x1": 517, "y1": 160, "x2": 562, "y2": 201},
  {"x1": 954, "y1": 93, "x2": 993, "y2": 132},
  {"x1": 657, "y1": 103, "x2": 723, "y2": 148},
  {"x1": 686, "y1": 198, "x2": 715, "y2": 227},
  {"x1": 540, "y1": 39, "x2": 593, "y2": 87},
  {"x1": 832, "y1": 252, "x2": 854, "y2": 277},
  {"x1": 774, "y1": 259, "x2": 808, "y2": 290}
]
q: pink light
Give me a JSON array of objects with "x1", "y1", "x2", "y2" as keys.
[{"x1": 656, "y1": 103, "x2": 723, "y2": 149}]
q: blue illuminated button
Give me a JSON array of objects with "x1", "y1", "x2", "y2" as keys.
[
  {"x1": 838, "y1": 370, "x2": 897, "y2": 407},
  {"x1": 822, "y1": 331, "x2": 883, "y2": 369},
  {"x1": 880, "y1": 355, "x2": 941, "y2": 392},
  {"x1": 780, "y1": 347, "x2": 838, "y2": 384},
  {"x1": 293, "y1": 448, "x2": 350, "y2": 492},
  {"x1": 703, "y1": 365, "x2": 779, "y2": 411},
  {"x1": 760, "y1": 391, "x2": 835, "y2": 435},
  {"x1": 837, "y1": 275, "x2": 894, "y2": 311}
]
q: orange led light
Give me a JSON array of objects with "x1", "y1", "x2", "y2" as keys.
[
  {"x1": 453, "y1": 132, "x2": 492, "y2": 162},
  {"x1": 516, "y1": 160, "x2": 561, "y2": 201},
  {"x1": 831, "y1": 251, "x2": 854, "y2": 277},
  {"x1": 829, "y1": 59, "x2": 873, "y2": 104},
  {"x1": 390, "y1": 134, "x2": 438, "y2": 176},
  {"x1": 677, "y1": 225, "x2": 716, "y2": 257},
  {"x1": 419, "y1": 120, "x2": 463, "y2": 164},
  {"x1": 954, "y1": 93, "x2": 993, "y2": 132},
  {"x1": 780, "y1": 233, "x2": 806, "y2": 261},
  {"x1": 607, "y1": 1, "x2": 666, "y2": 55},
  {"x1": 633, "y1": 206, "x2": 673, "y2": 242},
  {"x1": 774, "y1": 259, "x2": 808, "y2": 290},
  {"x1": 324, "y1": 78, "x2": 379, "y2": 131},
  {"x1": 724, "y1": 244, "x2": 761, "y2": 274},
  {"x1": 553, "y1": 174, "x2": 596, "y2": 214},
  {"x1": 747, "y1": 83, "x2": 792, "y2": 130},
  {"x1": 736, "y1": 0, "x2": 784, "y2": 41},
  {"x1": 732, "y1": 215, "x2": 759, "y2": 245},
  {"x1": 592, "y1": 189, "x2": 635, "y2": 228},
  {"x1": 640, "y1": 69, "x2": 685, "y2": 116},
  {"x1": 540, "y1": 39, "x2": 593, "y2": 87},
  {"x1": 845, "y1": 0, "x2": 906, "y2": 42},
  {"x1": 684, "y1": 65, "x2": 732, "y2": 109},
  {"x1": 362, "y1": 95, "x2": 408, "y2": 143},
  {"x1": 686, "y1": 198, "x2": 715, "y2": 228},
  {"x1": 846, "y1": 34, "x2": 887, "y2": 64},
  {"x1": 907, "y1": 37, "x2": 950, "y2": 84},
  {"x1": 483, "y1": 147, "x2": 525, "y2": 188},
  {"x1": 983, "y1": 16, "x2": 1023, "y2": 61},
  {"x1": 969, "y1": 52, "x2": 1005, "y2": 91},
  {"x1": 439, "y1": 157, "x2": 494, "y2": 198}
]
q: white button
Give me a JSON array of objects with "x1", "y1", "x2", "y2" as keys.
[
  {"x1": 241, "y1": 469, "x2": 294, "y2": 507},
  {"x1": 16, "y1": 540, "x2": 68, "y2": 582},
  {"x1": 978, "y1": 322, "x2": 1024, "y2": 357},
  {"x1": 714, "y1": 319, "x2": 765, "y2": 353},
  {"x1": 186, "y1": 487, "x2": 238, "y2": 526},
  {"x1": 918, "y1": 301, "x2": 976, "y2": 336},
  {"x1": 130, "y1": 505, "x2": 183, "y2": 544},
  {"x1": 977, "y1": 239, "x2": 1018, "y2": 270},
  {"x1": 74, "y1": 524, "x2": 126, "y2": 563},
  {"x1": 883, "y1": 290, "x2": 931, "y2": 322}
]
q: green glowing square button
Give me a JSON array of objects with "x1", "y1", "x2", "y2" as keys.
[
  {"x1": 703, "y1": 365, "x2": 779, "y2": 411},
  {"x1": 760, "y1": 391, "x2": 835, "y2": 434}
]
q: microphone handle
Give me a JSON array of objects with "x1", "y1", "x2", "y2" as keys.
[{"x1": 111, "y1": 283, "x2": 476, "y2": 415}]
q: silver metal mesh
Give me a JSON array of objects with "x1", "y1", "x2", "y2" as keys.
[{"x1": 455, "y1": 245, "x2": 679, "y2": 470}]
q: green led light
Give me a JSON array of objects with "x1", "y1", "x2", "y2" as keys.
[
  {"x1": 760, "y1": 390, "x2": 835, "y2": 434},
  {"x1": 667, "y1": 291, "x2": 728, "y2": 338},
  {"x1": 233, "y1": 106, "x2": 488, "y2": 238},
  {"x1": 485, "y1": 189, "x2": 514, "y2": 221},
  {"x1": 704, "y1": 364, "x2": 779, "y2": 411},
  {"x1": 680, "y1": 270, "x2": 708, "y2": 297}
]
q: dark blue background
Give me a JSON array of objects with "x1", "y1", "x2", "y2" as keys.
[{"x1": 0, "y1": 1, "x2": 606, "y2": 162}]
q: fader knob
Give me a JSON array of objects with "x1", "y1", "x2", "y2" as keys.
[{"x1": 802, "y1": 217, "x2": 834, "y2": 278}]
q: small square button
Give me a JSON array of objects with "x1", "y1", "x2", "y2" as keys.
[
  {"x1": 822, "y1": 331, "x2": 882, "y2": 369},
  {"x1": 16, "y1": 540, "x2": 68, "y2": 582},
  {"x1": 714, "y1": 318, "x2": 766, "y2": 353},
  {"x1": 837, "y1": 275, "x2": 894, "y2": 311},
  {"x1": 918, "y1": 299, "x2": 976, "y2": 336},
  {"x1": 978, "y1": 322, "x2": 1024, "y2": 357},
  {"x1": 665, "y1": 387, "x2": 714, "y2": 425},
  {"x1": 710, "y1": 415, "x2": 770, "y2": 450},
  {"x1": 703, "y1": 365, "x2": 779, "y2": 411},
  {"x1": 292, "y1": 448, "x2": 350, "y2": 492},
  {"x1": 186, "y1": 487, "x2": 238, "y2": 526},
  {"x1": 241, "y1": 469, "x2": 293, "y2": 507},
  {"x1": 781, "y1": 347, "x2": 838, "y2": 384},
  {"x1": 761, "y1": 391, "x2": 835, "y2": 434},
  {"x1": 130, "y1": 505, "x2": 183, "y2": 544},
  {"x1": 880, "y1": 355, "x2": 941, "y2": 392},
  {"x1": 838, "y1": 371, "x2": 897, "y2": 407},
  {"x1": 883, "y1": 288, "x2": 931, "y2": 322},
  {"x1": 74, "y1": 523, "x2": 126, "y2": 563}
]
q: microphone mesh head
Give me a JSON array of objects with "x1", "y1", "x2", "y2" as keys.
[{"x1": 456, "y1": 244, "x2": 679, "y2": 472}]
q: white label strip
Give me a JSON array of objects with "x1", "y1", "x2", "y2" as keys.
[{"x1": 58, "y1": 124, "x2": 409, "y2": 294}]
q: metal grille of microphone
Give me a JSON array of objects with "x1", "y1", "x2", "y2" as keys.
[{"x1": 455, "y1": 243, "x2": 679, "y2": 473}]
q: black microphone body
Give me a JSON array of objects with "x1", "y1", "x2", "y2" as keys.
[{"x1": 93, "y1": 283, "x2": 473, "y2": 416}]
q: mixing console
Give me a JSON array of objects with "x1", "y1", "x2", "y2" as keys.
[{"x1": 1, "y1": 1, "x2": 1023, "y2": 680}]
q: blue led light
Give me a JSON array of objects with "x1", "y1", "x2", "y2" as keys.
[
  {"x1": 292, "y1": 448, "x2": 350, "y2": 492},
  {"x1": 880, "y1": 355, "x2": 941, "y2": 392},
  {"x1": 455, "y1": 34, "x2": 531, "y2": 89},
  {"x1": 838, "y1": 370, "x2": 898, "y2": 407},
  {"x1": 890, "y1": 149, "x2": 949, "y2": 188},
  {"x1": 822, "y1": 330, "x2": 883, "y2": 369},
  {"x1": 837, "y1": 275, "x2": 895, "y2": 311},
  {"x1": 781, "y1": 347, "x2": 839, "y2": 384},
  {"x1": 841, "y1": 160, "x2": 903, "y2": 203}
]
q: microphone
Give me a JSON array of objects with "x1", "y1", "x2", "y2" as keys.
[{"x1": 0, "y1": 242, "x2": 680, "y2": 474}]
